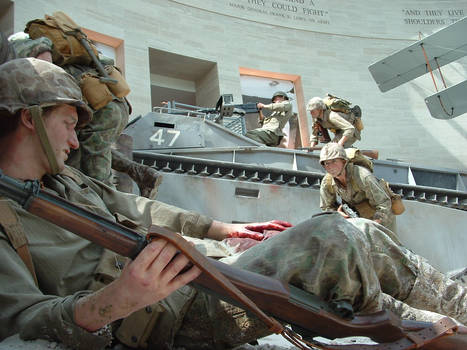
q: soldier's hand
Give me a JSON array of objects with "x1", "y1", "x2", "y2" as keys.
[
  {"x1": 74, "y1": 239, "x2": 201, "y2": 332},
  {"x1": 114, "y1": 239, "x2": 201, "y2": 315},
  {"x1": 226, "y1": 220, "x2": 293, "y2": 241},
  {"x1": 337, "y1": 205, "x2": 350, "y2": 219},
  {"x1": 257, "y1": 102, "x2": 265, "y2": 110}
]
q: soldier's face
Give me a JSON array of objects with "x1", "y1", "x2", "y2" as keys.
[
  {"x1": 272, "y1": 96, "x2": 285, "y2": 103},
  {"x1": 323, "y1": 158, "x2": 346, "y2": 177},
  {"x1": 42, "y1": 104, "x2": 79, "y2": 172},
  {"x1": 310, "y1": 109, "x2": 321, "y2": 118}
]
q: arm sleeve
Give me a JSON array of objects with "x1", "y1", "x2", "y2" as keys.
[
  {"x1": 361, "y1": 174, "x2": 393, "y2": 224},
  {"x1": 328, "y1": 111, "x2": 355, "y2": 137},
  {"x1": 0, "y1": 234, "x2": 111, "y2": 350},
  {"x1": 91, "y1": 175, "x2": 213, "y2": 239},
  {"x1": 319, "y1": 177, "x2": 339, "y2": 211},
  {"x1": 261, "y1": 100, "x2": 292, "y2": 112}
]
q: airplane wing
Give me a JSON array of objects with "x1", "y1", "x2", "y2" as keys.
[{"x1": 368, "y1": 17, "x2": 467, "y2": 93}]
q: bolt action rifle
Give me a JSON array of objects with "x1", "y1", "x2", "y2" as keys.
[{"x1": 0, "y1": 169, "x2": 466, "y2": 349}]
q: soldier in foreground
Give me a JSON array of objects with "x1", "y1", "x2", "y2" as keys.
[
  {"x1": 245, "y1": 91, "x2": 293, "y2": 147},
  {"x1": 0, "y1": 59, "x2": 466, "y2": 349}
]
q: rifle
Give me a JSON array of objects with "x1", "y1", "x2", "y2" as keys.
[
  {"x1": 312, "y1": 121, "x2": 331, "y2": 143},
  {"x1": 340, "y1": 203, "x2": 359, "y2": 218},
  {"x1": 0, "y1": 170, "x2": 465, "y2": 349}
]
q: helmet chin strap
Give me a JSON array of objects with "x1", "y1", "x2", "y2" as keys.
[
  {"x1": 29, "y1": 105, "x2": 60, "y2": 175},
  {"x1": 335, "y1": 159, "x2": 348, "y2": 178}
]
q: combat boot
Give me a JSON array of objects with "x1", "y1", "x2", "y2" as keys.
[
  {"x1": 111, "y1": 149, "x2": 163, "y2": 199},
  {"x1": 402, "y1": 260, "x2": 467, "y2": 325}
]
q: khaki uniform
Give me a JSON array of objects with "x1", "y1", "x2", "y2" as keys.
[
  {"x1": 245, "y1": 100, "x2": 293, "y2": 146},
  {"x1": 0, "y1": 168, "x2": 465, "y2": 349},
  {"x1": 320, "y1": 162, "x2": 396, "y2": 231},
  {"x1": 310, "y1": 109, "x2": 360, "y2": 147}
]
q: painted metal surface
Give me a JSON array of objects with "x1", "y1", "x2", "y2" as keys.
[
  {"x1": 368, "y1": 16, "x2": 467, "y2": 93},
  {"x1": 126, "y1": 111, "x2": 467, "y2": 191}
]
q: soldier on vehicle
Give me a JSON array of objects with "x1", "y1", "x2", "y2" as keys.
[
  {"x1": 0, "y1": 58, "x2": 465, "y2": 349},
  {"x1": 307, "y1": 96, "x2": 361, "y2": 148},
  {"x1": 245, "y1": 91, "x2": 293, "y2": 147},
  {"x1": 319, "y1": 142, "x2": 397, "y2": 232}
]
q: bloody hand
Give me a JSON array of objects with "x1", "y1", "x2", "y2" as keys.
[{"x1": 226, "y1": 220, "x2": 293, "y2": 241}]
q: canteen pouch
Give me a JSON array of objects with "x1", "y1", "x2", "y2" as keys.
[
  {"x1": 105, "y1": 65, "x2": 131, "y2": 98},
  {"x1": 80, "y1": 73, "x2": 113, "y2": 110}
]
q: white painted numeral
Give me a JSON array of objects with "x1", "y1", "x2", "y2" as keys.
[
  {"x1": 149, "y1": 129, "x2": 180, "y2": 146},
  {"x1": 167, "y1": 129, "x2": 180, "y2": 146},
  {"x1": 149, "y1": 129, "x2": 165, "y2": 145}
]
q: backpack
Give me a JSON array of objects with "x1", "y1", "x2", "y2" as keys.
[
  {"x1": 25, "y1": 11, "x2": 99, "y2": 66},
  {"x1": 323, "y1": 93, "x2": 364, "y2": 131},
  {"x1": 323, "y1": 148, "x2": 405, "y2": 215}
]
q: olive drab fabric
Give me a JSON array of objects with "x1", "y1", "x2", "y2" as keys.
[
  {"x1": 0, "y1": 58, "x2": 92, "y2": 127},
  {"x1": 0, "y1": 200, "x2": 38, "y2": 286}
]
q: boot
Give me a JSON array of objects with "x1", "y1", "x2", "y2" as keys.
[
  {"x1": 402, "y1": 259, "x2": 467, "y2": 325},
  {"x1": 111, "y1": 149, "x2": 163, "y2": 200}
]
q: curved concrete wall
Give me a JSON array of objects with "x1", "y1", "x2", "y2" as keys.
[{"x1": 11, "y1": 0, "x2": 467, "y2": 170}]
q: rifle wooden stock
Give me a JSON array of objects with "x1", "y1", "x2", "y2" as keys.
[{"x1": 0, "y1": 171, "x2": 466, "y2": 349}]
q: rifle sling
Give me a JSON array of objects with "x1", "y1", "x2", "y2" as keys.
[
  {"x1": 0, "y1": 200, "x2": 38, "y2": 286},
  {"x1": 147, "y1": 225, "x2": 284, "y2": 335}
]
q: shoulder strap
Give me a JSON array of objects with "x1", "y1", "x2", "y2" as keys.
[{"x1": 0, "y1": 200, "x2": 38, "y2": 286}]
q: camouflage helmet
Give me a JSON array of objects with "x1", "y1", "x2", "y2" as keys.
[
  {"x1": 0, "y1": 57, "x2": 92, "y2": 127},
  {"x1": 272, "y1": 91, "x2": 289, "y2": 102},
  {"x1": 319, "y1": 142, "x2": 348, "y2": 166}
]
